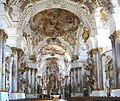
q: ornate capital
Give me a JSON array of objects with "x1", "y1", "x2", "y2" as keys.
[
  {"x1": 11, "y1": 47, "x2": 17, "y2": 54},
  {"x1": 29, "y1": 55, "x2": 36, "y2": 63},
  {"x1": 17, "y1": 48, "x2": 24, "y2": 59},
  {"x1": 109, "y1": 30, "x2": 120, "y2": 40},
  {"x1": 89, "y1": 47, "x2": 103, "y2": 55},
  {"x1": 0, "y1": 29, "x2": 8, "y2": 41},
  {"x1": 97, "y1": 47, "x2": 103, "y2": 53},
  {"x1": 70, "y1": 68, "x2": 74, "y2": 72}
]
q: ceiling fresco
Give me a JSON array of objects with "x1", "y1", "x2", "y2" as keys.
[
  {"x1": 40, "y1": 44, "x2": 67, "y2": 55},
  {"x1": 29, "y1": 8, "x2": 80, "y2": 44}
]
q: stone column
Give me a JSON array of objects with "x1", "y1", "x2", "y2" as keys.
[
  {"x1": 2, "y1": 30, "x2": 8, "y2": 91},
  {"x1": 31, "y1": 68, "x2": 35, "y2": 94},
  {"x1": 34, "y1": 69, "x2": 37, "y2": 94},
  {"x1": 78, "y1": 67, "x2": 80, "y2": 92},
  {"x1": 0, "y1": 29, "x2": 8, "y2": 91},
  {"x1": 11, "y1": 47, "x2": 18, "y2": 92},
  {"x1": 74, "y1": 68, "x2": 76, "y2": 85},
  {"x1": 70, "y1": 68, "x2": 74, "y2": 85},
  {"x1": 96, "y1": 47, "x2": 104, "y2": 89},
  {"x1": 9, "y1": 56, "x2": 14, "y2": 97},
  {"x1": 75, "y1": 68, "x2": 78, "y2": 92},
  {"x1": 28, "y1": 68, "x2": 32, "y2": 93},
  {"x1": 17, "y1": 48, "x2": 24, "y2": 92},
  {"x1": 91, "y1": 48, "x2": 98, "y2": 90},
  {"x1": 78, "y1": 67, "x2": 82, "y2": 92},
  {"x1": 25, "y1": 66, "x2": 29, "y2": 94},
  {"x1": 109, "y1": 33, "x2": 118, "y2": 87}
]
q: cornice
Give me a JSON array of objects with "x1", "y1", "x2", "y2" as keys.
[{"x1": 0, "y1": 11, "x2": 12, "y2": 27}]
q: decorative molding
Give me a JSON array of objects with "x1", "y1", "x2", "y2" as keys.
[
  {"x1": 17, "y1": 0, "x2": 96, "y2": 37},
  {"x1": 109, "y1": 30, "x2": 120, "y2": 40},
  {"x1": 88, "y1": 47, "x2": 103, "y2": 55},
  {"x1": 0, "y1": 12, "x2": 12, "y2": 27}
]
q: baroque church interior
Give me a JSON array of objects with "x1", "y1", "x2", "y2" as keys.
[{"x1": 0, "y1": 0, "x2": 120, "y2": 101}]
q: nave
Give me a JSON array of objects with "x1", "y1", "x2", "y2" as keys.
[{"x1": 1, "y1": 0, "x2": 120, "y2": 101}]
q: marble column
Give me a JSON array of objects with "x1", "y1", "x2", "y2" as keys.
[
  {"x1": 34, "y1": 69, "x2": 37, "y2": 94},
  {"x1": 2, "y1": 30, "x2": 8, "y2": 91},
  {"x1": 78, "y1": 67, "x2": 81, "y2": 92},
  {"x1": 25, "y1": 66, "x2": 29, "y2": 94},
  {"x1": 0, "y1": 29, "x2": 8, "y2": 91},
  {"x1": 17, "y1": 48, "x2": 24, "y2": 92},
  {"x1": 109, "y1": 33, "x2": 118, "y2": 87},
  {"x1": 70, "y1": 68, "x2": 74, "y2": 85},
  {"x1": 74, "y1": 68, "x2": 76, "y2": 85},
  {"x1": 75, "y1": 68, "x2": 78, "y2": 92},
  {"x1": 96, "y1": 48, "x2": 104, "y2": 90},
  {"x1": 28, "y1": 68, "x2": 32, "y2": 93},
  {"x1": 11, "y1": 47, "x2": 18, "y2": 92},
  {"x1": 91, "y1": 49, "x2": 98, "y2": 90},
  {"x1": 31, "y1": 68, "x2": 35, "y2": 94},
  {"x1": 9, "y1": 56, "x2": 14, "y2": 96}
]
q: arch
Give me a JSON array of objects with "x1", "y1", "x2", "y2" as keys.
[{"x1": 17, "y1": 0, "x2": 96, "y2": 37}]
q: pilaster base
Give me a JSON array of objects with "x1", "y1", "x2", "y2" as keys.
[
  {"x1": 26, "y1": 94, "x2": 37, "y2": 98},
  {"x1": 90, "y1": 89, "x2": 120, "y2": 97},
  {"x1": 111, "y1": 89, "x2": 120, "y2": 97},
  {"x1": 11, "y1": 92, "x2": 25, "y2": 100},
  {"x1": 90, "y1": 90, "x2": 106, "y2": 96},
  {"x1": 0, "y1": 91, "x2": 9, "y2": 101},
  {"x1": 71, "y1": 93, "x2": 83, "y2": 97}
]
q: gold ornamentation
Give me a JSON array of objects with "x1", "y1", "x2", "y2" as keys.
[
  {"x1": 11, "y1": 47, "x2": 17, "y2": 53},
  {"x1": 109, "y1": 30, "x2": 120, "y2": 40},
  {"x1": 88, "y1": 47, "x2": 103, "y2": 55},
  {"x1": 114, "y1": 30, "x2": 120, "y2": 39},
  {"x1": 71, "y1": 55, "x2": 79, "y2": 62},
  {"x1": 82, "y1": 27, "x2": 89, "y2": 43},
  {"x1": 67, "y1": 35, "x2": 76, "y2": 45},
  {"x1": 100, "y1": 8, "x2": 108, "y2": 22},
  {"x1": 29, "y1": 55, "x2": 36, "y2": 63},
  {"x1": 0, "y1": 29, "x2": 8, "y2": 41},
  {"x1": 31, "y1": 0, "x2": 40, "y2": 2}
]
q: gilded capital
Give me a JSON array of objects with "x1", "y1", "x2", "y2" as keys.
[
  {"x1": 0, "y1": 29, "x2": 8, "y2": 41},
  {"x1": 97, "y1": 47, "x2": 103, "y2": 53},
  {"x1": 70, "y1": 68, "x2": 74, "y2": 72},
  {"x1": 91, "y1": 48, "x2": 97, "y2": 55},
  {"x1": 11, "y1": 47, "x2": 17, "y2": 53},
  {"x1": 17, "y1": 48, "x2": 24, "y2": 59},
  {"x1": 109, "y1": 30, "x2": 120, "y2": 40},
  {"x1": 114, "y1": 30, "x2": 120, "y2": 39},
  {"x1": 29, "y1": 55, "x2": 36, "y2": 63},
  {"x1": 90, "y1": 47, "x2": 103, "y2": 54}
]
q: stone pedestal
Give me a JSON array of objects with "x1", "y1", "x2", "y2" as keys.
[
  {"x1": 0, "y1": 92, "x2": 9, "y2": 101},
  {"x1": 11, "y1": 93, "x2": 25, "y2": 100}
]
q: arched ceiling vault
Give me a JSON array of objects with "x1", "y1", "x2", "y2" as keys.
[
  {"x1": 16, "y1": 0, "x2": 97, "y2": 72},
  {"x1": 6, "y1": 0, "x2": 113, "y2": 77}
]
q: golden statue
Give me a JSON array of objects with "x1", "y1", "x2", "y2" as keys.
[
  {"x1": 82, "y1": 27, "x2": 89, "y2": 43},
  {"x1": 100, "y1": 8, "x2": 108, "y2": 21}
]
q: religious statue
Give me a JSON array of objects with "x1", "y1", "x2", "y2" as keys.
[
  {"x1": 82, "y1": 27, "x2": 89, "y2": 43},
  {"x1": 100, "y1": 8, "x2": 108, "y2": 22}
]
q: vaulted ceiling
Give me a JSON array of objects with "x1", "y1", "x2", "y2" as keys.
[{"x1": 6, "y1": 0, "x2": 112, "y2": 75}]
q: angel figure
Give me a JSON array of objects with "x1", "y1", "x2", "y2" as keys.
[{"x1": 82, "y1": 27, "x2": 89, "y2": 43}]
